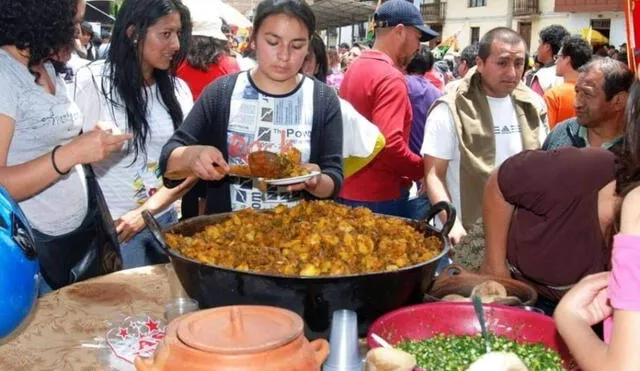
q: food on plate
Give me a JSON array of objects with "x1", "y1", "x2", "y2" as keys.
[
  {"x1": 164, "y1": 201, "x2": 441, "y2": 276},
  {"x1": 397, "y1": 334, "x2": 563, "y2": 371},
  {"x1": 466, "y1": 351, "x2": 529, "y2": 371},
  {"x1": 440, "y1": 280, "x2": 522, "y2": 304},
  {"x1": 365, "y1": 347, "x2": 416, "y2": 371},
  {"x1": 247, "y1": 148, "x2": 310, "y2": 179},
  {"x1": 164, "y1": 148, "x2": 309, "y2": 180}
]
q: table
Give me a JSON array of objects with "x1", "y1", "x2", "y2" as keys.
[
  {"x1": 0, "y1": 265, "x2": 173, "y2": 371},
  {"x1": 0, "y1": 265, "x2": 372, "y2": 371}
]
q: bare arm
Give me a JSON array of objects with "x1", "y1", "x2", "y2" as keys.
[
  {"x1": 479, "y1": 169, "x2": 513, "y2": 277},
  {"x1": 424, "y1": 155, "x2": 466, "y2": 245},
  {"x1": 0, "y1": 114, "x2": 131, "y2": 201},
  {"x1": 115, "y1": 177, "x2": 198, "y2": 242},
  {"x1": 555, "y1": 187, "x2": 640, "y2": 370}
]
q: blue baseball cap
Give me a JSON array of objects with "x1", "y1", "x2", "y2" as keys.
[{"x1": 374, "y1": 0, "x2": 438, "y2": 42}]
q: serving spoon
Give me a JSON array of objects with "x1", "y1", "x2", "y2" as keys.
[{"x1": 472, "y1": 295, "x2": 492, "y2": 354}]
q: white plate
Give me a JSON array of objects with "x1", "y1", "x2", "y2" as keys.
[{"x1": 264, "y1": 171, "x2": 320, "y2": 185}]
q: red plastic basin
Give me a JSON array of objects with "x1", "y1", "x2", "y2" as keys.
[{"x1": 366, "y1": 302, "x2": 576, "y2": 370}]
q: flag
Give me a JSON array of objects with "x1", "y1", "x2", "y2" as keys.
[{"x1": 366, "y1": 0, "x2": 383, "y2": 43}]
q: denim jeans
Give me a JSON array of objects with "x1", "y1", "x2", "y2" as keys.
[
  {"x1": 337, "y1": 197, "x2": 406, "y2": 217},
  {"x1": 404, "y1": 194, "x2": 431, "y2": 221},
  {"x1": 120, "y1": 209, "x2": 178, "y2": 270}
]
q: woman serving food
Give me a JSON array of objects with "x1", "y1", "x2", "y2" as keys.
[{"x1": 159, "y1": 0, "x2": 343, "y2": 214}]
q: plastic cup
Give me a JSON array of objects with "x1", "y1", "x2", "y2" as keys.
[
  {"x1": 323, "y1": 309, "x2": 362, "y2": 371},
  {"x1": 165, "y1": 263, "x2": 187, "y2": 299},
  {"x1": 164, "y1": 297, "x2": 199, "y2": 322}
]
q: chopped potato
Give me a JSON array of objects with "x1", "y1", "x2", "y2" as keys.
[{"x1": 165, "y1": 201, "x2": 441, "y2": 276}]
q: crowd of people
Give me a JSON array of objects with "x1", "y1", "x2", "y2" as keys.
[{"x1": 2, "y1": 0, "x2": 640, "y2": 368}]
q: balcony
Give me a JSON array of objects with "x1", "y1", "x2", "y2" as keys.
[
  {"x1": 420, "y1": 0, "x2": 445, "y2": 24},
  {"x1": 513, "y1": 0, "x2": 538, "y2": 17}
]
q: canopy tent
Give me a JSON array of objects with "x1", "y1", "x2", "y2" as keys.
[
  {"x1": 87, "y1": 0, "x2": 251, "y2": 28},
  {"x1": 207, "y1": 0, "x2": 252, "y2": 28},
  {"x1": 182, "y1": 0, "x2": 252, "y2": 28},
  {"x1": 85, "y1": 0, "x2": 116, "y2": 24},
  {"x1": 310, "y1": 0, "x2": 377, "y2": 30}
]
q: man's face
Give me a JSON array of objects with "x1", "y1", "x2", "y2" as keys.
[
  {"x1": 555, "y1": 47, "x2": 569, "y2": 76},
  {"x1": 456, "y1": 59, "x2": 468, "y2": 78},
  {"x1": 476, "y1": 39, "x2": 526, "y2": 98},
  {"x1": 397, "y1": 26, "x2": 421, "y2": 68},
  {"x1": 536, "y1": 39, "x2": 552, "y2": 64},
  {"x1": 574, "y1": 69, "x2": 612, "y2": 128}
]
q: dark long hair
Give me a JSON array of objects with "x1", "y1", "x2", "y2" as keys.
[
  {"x1": 307, "y1": 33, "x2": 328, "y2": 82},
  {"x1": 104, "y1": 0, "x2": 192, "y2": 162},
  {"x1": 616, "y1": 81, "x2": 640, "y2": 196},
  {"x1": 186, "y1": 36, "x2": 228, "y2": 71},
  {"x1": 0, "y1": 0, "x2": 77, "y2": 76},
  {"x1": 252, "y1": 0, "x2": 315, "y2": 38}
]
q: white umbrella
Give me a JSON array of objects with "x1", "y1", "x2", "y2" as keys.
[{"x1": 184, "y1": 0, "x2": 253, "y2": 28}]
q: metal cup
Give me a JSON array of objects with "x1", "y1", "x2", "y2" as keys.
[{"x1": 323, "y1": 309, "x2": 362, "y2": 371}]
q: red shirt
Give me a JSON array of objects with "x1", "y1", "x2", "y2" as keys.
[
  {"x1": 177, "y1": 54, "x2": 240, "y2": 101},
  {"x1": 424, "y1": 70, "x2": 444, "y2": 92},
  {"x1": 339, "y1": 50, "x2": 424, "y2": 202}
]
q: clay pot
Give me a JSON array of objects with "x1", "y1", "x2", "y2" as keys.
[
  {"x1": 426, "y1": 264, "x2": 538, "y2": 306},
  {"x1": 135, "y1": 305, "x2": 330, "y2": 371}
]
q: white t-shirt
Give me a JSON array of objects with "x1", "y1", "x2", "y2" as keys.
[
  {"x1": 227, "y1": 72, "x2": 312, "y2": 211},
  {"x1": 0, "y1": 49, "x2": 88, "y2": 235},
  {"x1": 533, "y1": 65, "x2": 563, "y2": 93},
  {"x1": 340, "y1": 98, "x2": 380, "y2": 158},
  {"x1": 74, "y1": 61, "x2": 193, "y2": 219},
  {"x1": 421, "y1": 96, "x2": 547, "y2": 222}
]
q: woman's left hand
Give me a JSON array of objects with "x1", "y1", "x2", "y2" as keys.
[
  {"x1": 114, "y1": 208, "x2": 146, "y2": 243},
  {"x1": 555, "y1": 271, "x2": 612, "y2": 326},
  {"x1": 286, "y1": 164, "x2": 322, "y2": 193}
]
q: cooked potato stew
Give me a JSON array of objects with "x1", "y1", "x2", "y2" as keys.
[{"x1": 165, "y1": 201, "x2": 441, "y2": 276}]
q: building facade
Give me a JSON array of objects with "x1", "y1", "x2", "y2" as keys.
[{"x1": 440, "y1": 0, "x2": 626, "y2": 54}]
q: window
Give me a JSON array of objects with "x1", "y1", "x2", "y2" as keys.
[
  {"x1": 469, "y1": 0, "x2": 486, "y2": 7},
  {"x1": 470, "y1": 27, "x2": 480, "y2": 44}
]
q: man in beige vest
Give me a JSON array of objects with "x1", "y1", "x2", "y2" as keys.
[{"x1": 421, "y1": 27, "x2": 548, "y2": 245}]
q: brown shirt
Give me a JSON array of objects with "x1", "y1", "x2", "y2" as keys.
[{"x1": 498, "y1": 147, "x2": 616, "y2": 300}]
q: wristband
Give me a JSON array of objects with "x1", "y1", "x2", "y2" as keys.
[{"x1": 51, "y1": 145, "x2": 70, "y2": 176}]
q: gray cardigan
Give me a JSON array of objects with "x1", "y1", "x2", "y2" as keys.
[{"x1": 159, "y1": 72, "x2": 344, "y2": 215}]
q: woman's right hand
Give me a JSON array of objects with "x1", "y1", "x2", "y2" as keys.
[
  {"x1": 182, "y1": 145, "x2": 229, "y2": 181},
  {"x1": 67, "y1": 127, "x2": 132, "y2": 165}
]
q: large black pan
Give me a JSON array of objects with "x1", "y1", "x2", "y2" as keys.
[{"x1": 143, "y1": 201, "x2": 455, "y2": 339}]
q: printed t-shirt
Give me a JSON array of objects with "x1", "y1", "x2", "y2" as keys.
[
  {"x1": 421, "y1": 96, "x2": 547, "y2": 222},
  {"x1": 74, "y1": 61, "x2": 194, "y2": 219},
  {"x1": 227, "y1": 72, "x2": 313, "y2": 211},
  {"x1": 0, "y1": 48, "x2": 87, "y2": 235}
]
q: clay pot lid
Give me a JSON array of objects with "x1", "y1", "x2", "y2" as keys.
[{"x1": 176, "y1": 305, "x2": 303, "y2": 355}]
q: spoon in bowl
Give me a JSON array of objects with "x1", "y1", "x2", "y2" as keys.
[{"x1": 472, "y1": 295, "x2": 492, "y2": 354}]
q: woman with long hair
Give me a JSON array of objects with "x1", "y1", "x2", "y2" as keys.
[
  {"x1": 177, "y1": 10, "x2": 240, "y2": 101},
  {"x1": 0, "y1": 0, "x2": 131, "y2": 293},
  {"x1": 159, "y1": 0, "x2": 343, "y2": 214},
  {"x1": 74, "y1": 0, "x2": 196, "y2": 269},
  {"x1": 554, "y1": 81, "x2": 640, "y2": 370},
  {"x1": 300, "y1": 33, "x2": 328, "y2": 82}
]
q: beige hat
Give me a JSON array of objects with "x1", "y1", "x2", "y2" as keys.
[{"x1": 192, "y1": 16, "x2": 227, "y2": 41}]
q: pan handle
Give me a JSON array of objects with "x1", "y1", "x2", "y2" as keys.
[
  {"x1": 422, "y1": 201, "x2": 456, "y2": 238},
  {"x1": 142, "y1": 210, "x2": 170, "y2": 252}
]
